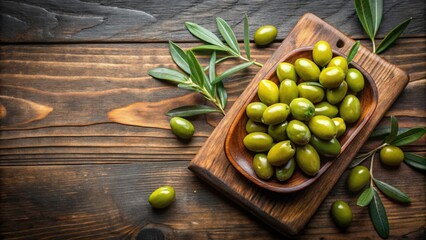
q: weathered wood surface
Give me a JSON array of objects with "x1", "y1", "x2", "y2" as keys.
[
  {"x1": 1, "y1": 1, "x2": 425, "y2": 239},
  {"x1": 0, "y1": 0, "x2": 425, "y2": 43}
]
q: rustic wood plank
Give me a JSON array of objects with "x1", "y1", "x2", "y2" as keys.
[
  {"x1": 1, "y1": 38, "x2": 425, "y2": 165},
  {"x1": 0, "y1": 0, "x2": 425, "y2": 42},
  {"x1": 0, "y1": 160, "x2": 424, "y2": 239}
]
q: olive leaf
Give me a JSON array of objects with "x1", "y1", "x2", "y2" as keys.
[
  {"x1": 373, "y1": 178, "x2": 412, "y2": 203},
  {"x1": 185, "y1": 21, "x2": 227, "y2": 48},
  {"x1": 369, "y1": 0, "x2": 383, "y2": 36},
  {"x1": 212, "y1": 61, "x2": 254, "y2": 85},
  {"x1": 166, "y1": 105, "x2": 221, "y2": 117},
  {"x1": 217, "y1": 82, "x2": 228, "y2": 109},
  {"x1": 208, "y1": 51, "x2": 217, "y2": 98},
  {"x1": 384, "y1": 116, "x2": 398, "y2": 144},
  {"x1": 192, "y1": 44, "x2": 228, "y2": 52},
  {"x1": 355, "y1": 0, "x2": 375, "y2": 39},
  {"x1": 244, "y1": 13, "x2": 251, "y2": 60},
  {"x1": 369, "y1": 127, "x2": 409, "y2": 139},
  {"x1": 346, "y1": 41, "x2": 360, "y2": 64},
  {"x1": 375, "y1": 17, "x2": 412, "y2": 54},
  {"x1": 369, "y1": 189, "x2": 389, "y2": 238},
  {"x1": 216, "y1": 17, "x2": 240, "y2": 55},
  {"x1": 354, "y1": 0, "x2": 411, "y2": 54},
  {"x1": 350, "y1": 150, "x2": 375, "y2": 168},
  {"x1": 148, "y1": 67, "x2": 188, "y2": 84},
  {"x1": 404, "y1": 152, "x2": 426, "y2": 171},
  {"x1": 357, "y1": 187, "x2": 374, "y2": 207},
  {"x1": 169, "y1": 41, "x2": 190, "y2": 74},
  {"x1": 390, "y1": 127, "x2": 426, "y2": 146},
  {"x1": 186, "y1": 50, "x2": 206, "y2": 88}
]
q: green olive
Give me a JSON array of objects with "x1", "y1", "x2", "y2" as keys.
[
  {"x1": 267, "y1": 140, "x2": 296, "y2": 166},
  {"x1": 295, "y1": 144, "x2": 320, "y2": 176},
  {"x1": 279, "y1": 79, "x2": 299, "y2": 104},
  {"x1": 347, "y1": 165, "x2": 370, "y2": 192},
  {"x1": 170, "y1": 117, "x2": 195, "y2": 140},
  {"x1": 148, "y1": 186, "x2": 175, "y2": 208},
  {"x1": 332, "y1": 117, "x2": 346, "y2": 138},
  {"x1": 309, "y1": 136, "x2": 341, "y2": 157},
  {"x1": 290, "y1": 98, "x2": 315, "y2": 121},
  {"x1": 315, "y1": 102, "x2": 339, "y2": 118},
  {"x1": 331, "y1": 200, "x2": 352, "y2": 228},
  {"x1": 243, "y1": 132, "x2": 274, "y2": 152},
  {"x1": 276, "y1": 62, "x2": 298, "y2": 82},
  {"x1": 254, "y1": 25, "x2": 278, "y2": 46},
  {"x1": 246, "y1": 119, "x2": 268, "y2": 133},
  {"x1": 297, "y1": 82, "x2": 325, "y2": 103},
  {"x1": 339, "y1": 95, "x2": 361, "y2": 124},
  {"x1": 258, "y1": 79, "x2": 279, "y2": 106},
  {"x1": 380, "y1": 145, "x2": 405, "y2": 166},
  {"x1": 308, "y1": 115, "x2": 337, "y2": 140},
  {"x1": 313, "y1": 40, "x2": 333, "y2": 67},
  {"x1": 252, "y1": 153, "x2": 274, "y2": 180},
  {"x1": 275, "y1": 158, "x2": 296, "y2": 181},
  {"x1": 319, "y1": 66, "x2": 345, "y2": 89},
  {"x1": 262, "y1": 103, "x2": 290, "y2": 125},
  {"x1": 287, "y1": 120, "x2": 311, "y2": 145},
  {"x1": 246, "y1": 102, "x2": 267, "y2": 122},
  {"x1": 294, "y1": 58, "x2": 320, "y2": 82},
  {"x1": 346, "y1": 68, "x2": 365, "y2": 92},
  {"x1": 327, "y1": 56, "x2": 348, "y2": 74},
  {"x1": 326, "y1": 81, "x2": 348, "y2": 104},
  {"x1": 268, "y1": 121, "x2": 288, "y2": 142}
]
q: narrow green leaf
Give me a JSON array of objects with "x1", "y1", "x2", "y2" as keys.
[
  {"x1": 217, "y1": 82, "x2": 228, "y2": 109},
  {"x1": 369, "y1": 127, "x2": 410, "y2": 139},
  {"x1": 369, "y1": 189, "x2": 389, "y2": 238},
  {"x1": 376, "y1": 17, "x2": 412, "y2": 54},
  {"x1": 166, "y1": 105, "x2": 220, "y2": 117},
  {"x1": 177, "y1": 83, "x2": 198, "y2": 92},
  {"x1": 185, "y1": 21, "x2": 226, "y2": 48},
  {"x1": 404, "y1": 152, "x2": 426, "y2": 171},
  {"x1": 349, "y1": 151, "x2": 374, "y2": 168},
  {"x1": 216, "y1": 17, "x2": 240, "y2": 54},
  {"x1": 384, "y1": 116, "x2": 399, "y2": 143},
  {"x1": 354, "y1": 0, "x2": 375, "y2": 39},
  {"x1": 244, "y1": 13, "x2": 251, "y2": 60},
  {"x1": 192, "y1": 44, "x2": 228, "y2": 52},
  {"x1": 347, "y1": 41, "x2": 360, "y2": 64},
  {"x1": 186, "y1": 50, "x2": 206, "y2": 87},
  {"x1": 208, "y1": 51, "x2": 217, "y2": 97},
  {"x1": 373, "y1": 178, "x2": 411, "y2": 203},
  {"x1": 369, "y1": 0, "x2": 383, "y2": 36},
  {"x1": 390, "y1": 127, "x2": 426, "y2": 146},
  {"x1": 169, "y1": 41, "x2": 190, "y2": 74},
  {"x1": 148, "y1": 67, "x2": 188, "y2": 84},
  {"x1": 209, "y1": 51, "x2": 216, "y2": 83},
  {"x1": 357, "y1": 187, "x2": 374, "y2": 207},
  {"x1": 212, "y1": 61, "x2": 253, "y2": 85}
]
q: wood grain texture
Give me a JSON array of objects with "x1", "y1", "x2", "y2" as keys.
[
  {"x1": 188, "y1": 13, "x2": 416, "y2": 236},
  {"x1": 0, "y1": 0, "x2": 425, "y2": 42},
  {"x1": 0, "y1": 161, "x2": 424, "y2": 239}
]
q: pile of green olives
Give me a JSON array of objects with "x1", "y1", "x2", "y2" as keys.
[{"x1": 243, "y1": 40, "x2": 365, "y2": 181}]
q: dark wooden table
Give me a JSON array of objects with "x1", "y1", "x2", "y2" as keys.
[{"x1": 1, "y1": 1, "x2": 425, "y2": 239}]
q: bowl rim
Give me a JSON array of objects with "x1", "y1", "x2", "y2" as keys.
[{"x1": 224, "y1": 46, "x2": 378, "y2": 193}]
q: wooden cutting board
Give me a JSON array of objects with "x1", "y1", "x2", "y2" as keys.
[{"x1": 188, "y1": 13, "x2": 408, "y2": 236}]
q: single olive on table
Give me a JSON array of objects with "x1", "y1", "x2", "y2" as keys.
[
  {"x1": 148, "y1": 186, "x2": 176, "y2": 209},
  {"x1": 242, "y1": 40, "x2": 366, "y2": 182},
  {"x1": 331, "y1": 200, "x2": 353, "y2": 228},
  {"x1": 254, "y1": 25, "x2": 278, "y2": 46},
  {"x1": 170, "y1": 117, "x2": 195, "y2": 140}
]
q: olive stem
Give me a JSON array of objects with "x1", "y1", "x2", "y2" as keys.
[
  {"x1": 371, "y1": 37, "x2": 376, "y2": 53},
  {"x1": 238, "y1": 55, "x2": 264, "y2": 67}
]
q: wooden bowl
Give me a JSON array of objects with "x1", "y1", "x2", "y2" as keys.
[{"x1": 224, "y1": 46, "x2": 378, "y2": 193}]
